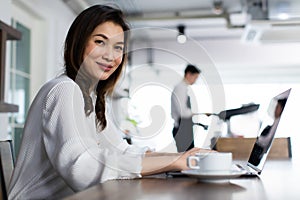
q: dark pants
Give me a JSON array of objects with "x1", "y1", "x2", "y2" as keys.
[{"x1": 172, "y1": 118, "x2": 194, "y2": 152}]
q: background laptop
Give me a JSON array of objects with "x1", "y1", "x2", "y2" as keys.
[{"x1": 235, "y1": 88, "x2": 291, "y2": 176}]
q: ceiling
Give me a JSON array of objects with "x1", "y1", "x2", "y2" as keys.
[
  {"x1": 63, "y1": 0, "x2": 245, "y2": 17},
  {"x1": 62, "y1": 0, "x2": 300, "y2": 42},
  {"x1": 61, "y1": 0, "x2": 300, "y2": 42},
  {"x1": 58, "y1": 0, "x2": 300, "y2": 85},
  {"x1": 61, "y1": 0, "x2": 252, "y2": 41}
]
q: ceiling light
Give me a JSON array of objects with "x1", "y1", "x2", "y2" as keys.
[
  {"x1": 177, "y1": 25, "x2": 187, "y2": 44},
  {"x1": 213, "y1": 0, "x2": 223, "y2": 15}
]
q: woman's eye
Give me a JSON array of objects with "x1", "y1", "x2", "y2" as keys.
[
  {"x1": 95, "y1": 40, "x2": 105, "y2": 45},
  {"x1": 114, "y1": 45, "x2": 123, "y2": 51}
]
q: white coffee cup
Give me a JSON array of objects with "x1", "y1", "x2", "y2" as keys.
[{"x1": 187, "y1": 152, "x2": 232, "y2": 171}]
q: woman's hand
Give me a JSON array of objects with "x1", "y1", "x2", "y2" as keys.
[
  {"x1": 173, "y1": 148, "x2": 216, "y2": 171},
  {"x1": 141, "y1": 148, "x2": 216, "y2": 176}
]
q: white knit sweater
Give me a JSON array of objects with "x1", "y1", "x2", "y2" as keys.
[{"x1": 8, "y1": 75, "x2": 143, "y2": 199}]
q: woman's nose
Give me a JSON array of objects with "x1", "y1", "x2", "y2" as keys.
[{"x1": 102, "y1": 46, "x2": 114, "y2": 61}]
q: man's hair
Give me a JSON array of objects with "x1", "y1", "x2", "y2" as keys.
[{"x1": 184, "y1": 64, "x2": 201, "y2": 75}]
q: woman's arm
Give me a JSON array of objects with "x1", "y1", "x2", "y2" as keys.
[{"x1": 141, "y1": 148, "x2": 213, "y2": 176}]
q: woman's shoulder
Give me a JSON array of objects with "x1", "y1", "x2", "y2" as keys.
[
  {"x1": 46, "y1": 74, "x2": 74, "y2": 85},
  {"x1": 36, "y1": 74, "x2": 81, "y2": 100},
  {"x1": 39, "y1": 74, "x2": 85, "y2": 108},
  {"x1": 42, "y1": 74, "x2": 78, "y2": 91}
]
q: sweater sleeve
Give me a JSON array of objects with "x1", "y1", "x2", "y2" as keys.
[
  {"x1": 98, "y1": 114, "x2": 152, "y2": 155},
  {"x1": 42, "y1": 81, "x2": 142, "y2": 191}
]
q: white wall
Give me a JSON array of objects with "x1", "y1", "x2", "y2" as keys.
[
  {"x1": 0, "y1": 0, "x2": 76, "y2": 139},
  {"x1": 130, "y1": 37, "x2": 300, "y2": 84},
  {"x1": 0, "y1": 0, "x2": 11, "y2": 23}
]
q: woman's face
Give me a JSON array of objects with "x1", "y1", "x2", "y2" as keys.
[{"x1": 83, "y1": 21, "x2": 125, "y2": 82}]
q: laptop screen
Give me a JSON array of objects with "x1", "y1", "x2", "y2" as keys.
[{"x1": 247, "y1": 88, "x2": 291, "y2": 174}]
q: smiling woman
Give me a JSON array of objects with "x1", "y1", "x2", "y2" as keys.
[{"x1": 7, "y1": 4, "x2": 211, "y2": 199}]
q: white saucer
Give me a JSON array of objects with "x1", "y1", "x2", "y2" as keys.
[{"x1": 181, "y1": 169, "x2": 247, "y2": 180}]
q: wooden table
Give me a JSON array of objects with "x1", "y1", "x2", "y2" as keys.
[{"x1": 64, "y1": 159, "x2": 300, "y2": 200}]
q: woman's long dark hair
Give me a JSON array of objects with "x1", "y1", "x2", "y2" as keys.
[{"x1": 64, "y1": 5, "x2": 130, "y2": 130}]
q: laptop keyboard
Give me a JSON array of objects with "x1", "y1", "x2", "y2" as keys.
[{"x1": 235, "y1": 163, "x2": 258, "y2": 177}]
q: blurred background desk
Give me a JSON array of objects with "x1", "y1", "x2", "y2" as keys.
[
  {"x1": 64, "y1": 160, "x2": 300, "y2": 200},
  {"x1": 213, "y1": 137, "x2": 292, "y2": 160}
]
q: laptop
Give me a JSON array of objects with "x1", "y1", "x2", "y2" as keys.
[
  {"x1": 167, "y1": 88, "x2": 291, "y2": 178},
  {"x1": 235, "y1": 88, "x2": 291, "y2": 176}
]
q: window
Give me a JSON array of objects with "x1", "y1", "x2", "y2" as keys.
[{"x1": 8, "y1": 21, "x2": 31, "y2": 158}]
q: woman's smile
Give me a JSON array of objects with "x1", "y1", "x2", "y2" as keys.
[{"x1": 96, "y1": 61, "x2": 113, "y2": 72}]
